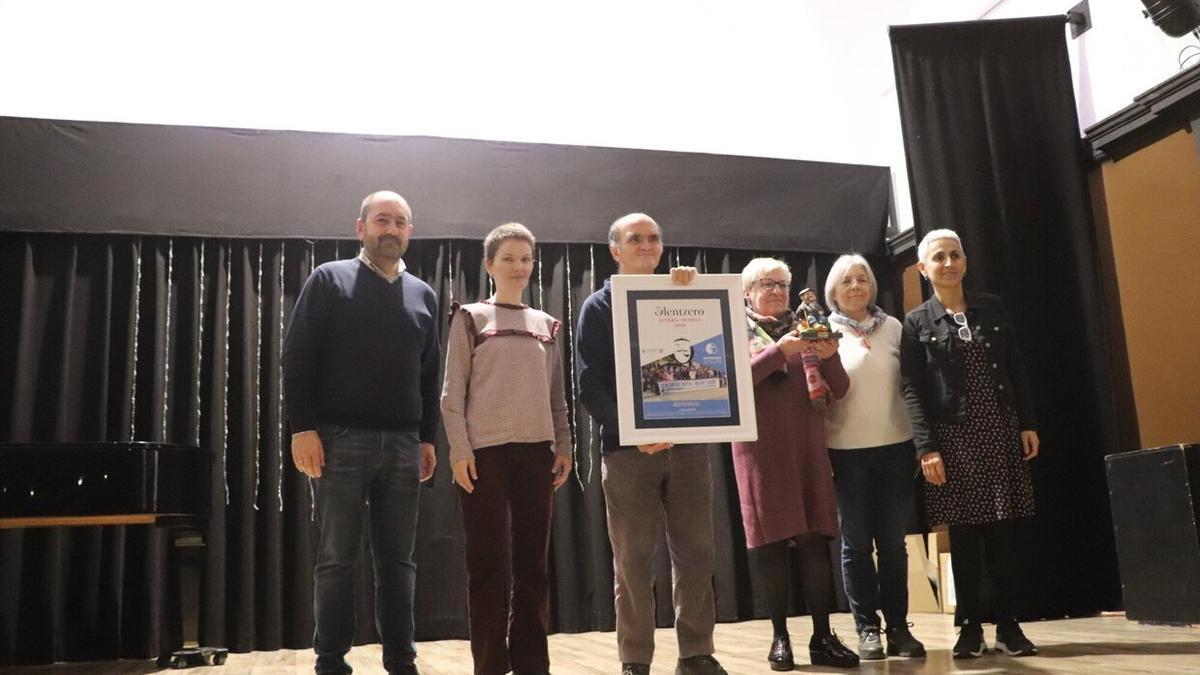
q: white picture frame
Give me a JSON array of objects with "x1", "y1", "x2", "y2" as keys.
[{"x1": 611, "y1": 274, "x2": 758, "y2": 446}]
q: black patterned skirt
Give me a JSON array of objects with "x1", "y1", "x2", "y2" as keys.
[{"x1": 924, "y1": 340, "x2": 1035, "y2": 526}]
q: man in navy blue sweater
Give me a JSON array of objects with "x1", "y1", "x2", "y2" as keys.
[
  {"x1": 576, "y1": 213, "x2": 728, "y2": 675},
  {"x1": 283, "y1": 190, "x2": 440, "y2": 675}
]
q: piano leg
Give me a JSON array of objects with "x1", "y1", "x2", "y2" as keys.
[{"x1": 158, "y1": 524, "x2": 228, "y2": 668}]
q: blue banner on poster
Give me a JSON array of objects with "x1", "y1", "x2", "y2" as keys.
[{"x1": 643, "y1": 397, "x2": 731, "y2": 419}]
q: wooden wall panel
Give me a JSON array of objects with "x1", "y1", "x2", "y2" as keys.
[
  {"x1": 902, "y1": 263, "x2": 922, "y2": 314},
  {"x1": 1098, "y1": 129, "x2": 1200, "y2": 448}
]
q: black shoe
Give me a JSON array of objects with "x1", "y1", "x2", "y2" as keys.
[
  {"x1": 952, "y1": 620, "x2": 986, "y2": 659},
  {"x1": 885, "y1": 622, "x2": 926, "y2": 657},
  {"x1": 995, "y1": 622, "x2": 1038, "y2": 656},
  {"x1": 856, "y1": 625, "x2": 884, "y2": 660},
  {"x1": 808, "y1": 632, "x2": 860, "y2": 668},
  {"x1": 621, "y1": 664, "x2": 650, "y2": 675},
  {"x1": 768, "y1": 634, "x2": 795, "y2": 671},
  {"x1": 674, "y1": 654, "x2": 728, "y2": 675}
]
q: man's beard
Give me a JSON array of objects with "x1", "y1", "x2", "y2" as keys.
[{"x1": 371, "y1": 236, "x2": 406, "y2": 259}]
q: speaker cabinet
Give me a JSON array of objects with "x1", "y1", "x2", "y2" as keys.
[{"x1": 1106, "y1": 444, "x2": 1200, "y2": 624}]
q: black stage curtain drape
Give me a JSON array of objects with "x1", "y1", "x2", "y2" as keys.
[
  {"x1": 0, "y1": 232, "x2": 904, "y2": 666},
  {"x1": 890, "y1": 16, "x2": 1123, "y2": 618},
  {"x1": 0, "y1": 116, "x2": 891, "y2": 255}
]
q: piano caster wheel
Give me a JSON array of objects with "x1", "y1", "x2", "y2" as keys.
[{"x1": 159, "y1": 646, "x2": 229, "y2": 668}]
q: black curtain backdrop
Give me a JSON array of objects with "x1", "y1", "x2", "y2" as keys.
[
  {"x1": 0, "y1": 116, "x2": 891, "y2": 255},
  {"x1": 0, "y1": 231, "x2": 904, "y2": 666},
  {"x1": 890, "y1": 16, "x2": 1124, "y2": 618}
]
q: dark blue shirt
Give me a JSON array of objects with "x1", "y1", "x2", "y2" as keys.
[
  {"x1": 576, "y1": 279, "x2": 627, "y2": 453},
  {"x1": 282, "y1": 259, "x2": 441, "y2": 442}
]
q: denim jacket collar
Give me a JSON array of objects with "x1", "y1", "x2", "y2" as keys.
[{"x1": 926, "y1": 290, "x2": 980, "y2": 326}]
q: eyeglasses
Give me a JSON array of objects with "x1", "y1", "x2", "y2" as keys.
[
  {"x1": 756, "y1": 279, "x2": 790, "y2": 293},
  {"x1": 951, "y1": 312, "x2": 972, "y2": 342}
]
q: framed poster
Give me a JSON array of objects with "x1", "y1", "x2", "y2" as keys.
[{"x1": 611, "y1": 274, "x2": 758, "y2": 446}]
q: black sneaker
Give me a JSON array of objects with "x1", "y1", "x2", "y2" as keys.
[
  {"x1": 857, "y1": 626, "x2": 885, "y2": 660},
  {"x1": 952, "y1": 620, "x2": 986, "y2": 659},
  {"x1": 621, "y1": 663, "x2": 650, "y2": 675},
  {"x1": 885, "y1": 622, "x2": 926, "y2": 657},
  {"x1": 674, "y1": 655, "x2": 728, "y2": 675},
  {"x1": 767, "y1": 634, "x2": 795, "y2": 671},
  {"x1": 995, "y1": 622, "x2": 1038, "y2": 656},
  {"x1": 808, "y1": 632, "x2": 860, "y2": 668}
]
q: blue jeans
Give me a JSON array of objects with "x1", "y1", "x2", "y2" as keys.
[
  {"x1": 829, "y1": 441, "x2": 916, "y2": 631},
  {"x1": 312, "y1": 426, "x2": 422, "y2": 674}
]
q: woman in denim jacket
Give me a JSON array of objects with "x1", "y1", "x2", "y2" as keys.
[{"x1": 899, "y1": 229, "x2": 1040, "y2": 660}]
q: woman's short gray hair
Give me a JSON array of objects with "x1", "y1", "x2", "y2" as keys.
[
  {"x1": 824, "y1": 254, "x2": 878, "y2": 312},
  {"x1": 916, "y1": 228, "x2": 964, "y2": 262},
  {"x1": 741, "y1": 257, "x2": 792, "y2": 292}
]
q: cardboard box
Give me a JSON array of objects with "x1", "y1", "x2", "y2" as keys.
[
  {"x1": 927, "y1": 527, "x2": 950, "y2": 564},
  {"x1": 907, "y1": 534, "x2": 940, "y2": 612},
  {"x1": 938, "y1": 552, "x2": 956, "y2": 614}
]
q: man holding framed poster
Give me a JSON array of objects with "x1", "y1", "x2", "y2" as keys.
[{"x1": 576, "y1": 213, "x2": 731, "y2": 675}]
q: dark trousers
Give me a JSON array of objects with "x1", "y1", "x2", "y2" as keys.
[
  {"x1": 829, "y1": 442, "x2": 916, "y2": 630},
  {"x1": 949, "y1": 519, "x2": 1020, "y2": 626},
  {"x1": 312, "y1": 427, "x2": 422, "y2": 675},
  {"x1": 600, "y1": 445, "x2": 716, "y2": 664},
  {"x1": 460, "y1": 442, "x2": 556, "y2": 675}
]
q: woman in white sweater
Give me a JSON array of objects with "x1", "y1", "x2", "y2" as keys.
[{"x1": 823, "y1": 254, "x2": 926, "y2": 662}]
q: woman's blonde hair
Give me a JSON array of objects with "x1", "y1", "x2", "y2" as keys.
[{"x1": 741, "y1": 257, "x2": 792, "y2": 292}]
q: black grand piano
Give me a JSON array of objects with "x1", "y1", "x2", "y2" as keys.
[{"x1": 0, "y1": 442, "x2": 226, "y2": 667}]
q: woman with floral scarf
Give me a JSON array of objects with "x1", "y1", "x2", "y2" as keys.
[
  {"x1": 823, "y1": 254, "x2": 926, "y2": 663},
  {"x1": 732, "y1": 258, "x2": 858, "y2": 670}
]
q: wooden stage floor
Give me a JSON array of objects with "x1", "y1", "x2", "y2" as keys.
[{"x1": 6, "y1": 612, "x2": 1199, "y2": 674}]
